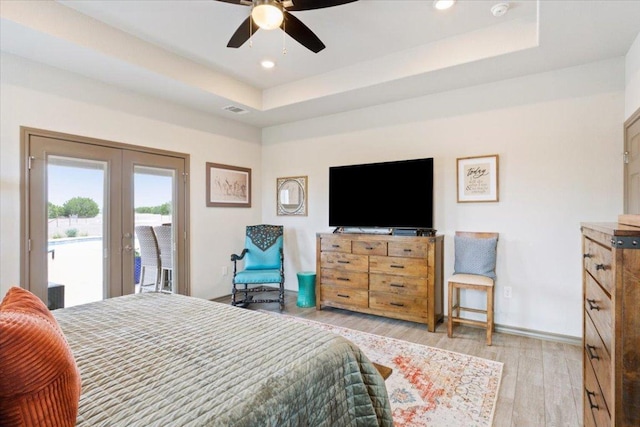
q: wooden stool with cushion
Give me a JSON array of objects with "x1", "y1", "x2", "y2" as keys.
[{"x1": 447, "y1": 231, "x2": 498, "y2": 346}]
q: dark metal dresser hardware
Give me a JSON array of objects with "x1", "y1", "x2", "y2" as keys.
[{"x1": 587, "y1": 299, "x2": 600, "y2": 311}]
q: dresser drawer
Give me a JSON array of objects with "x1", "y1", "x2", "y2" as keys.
[
  {"x1": 369, "y1": 291, "x2": 427, "y2": 317},
  {"x1": 388, "y1": 241, "x2": 429, "y2": 258},
  {"x1": 321, "y1": 252, "x2": 368, "y2": 272},
  {"x1": 584, "y1": 354, "x2": 611, "y2": 427},
  {"x1": 352, "y1": 240, "x2": 387, "y2": 256},
  {"x1": 585, "y1": 274, "x2": 613, "y2": 355},
  {"x1": 320, "y1": 268, "x2": 368, "y2": 289},
  {"x1": 585, "y1": 313, "x2": 612, "y2": 411},
  {"x1": 369, "y1": 274, "x2": 427, "y2": 297},
  {"x1": 320, "y1": 286, "x2": 368, "y2": 308},
  {"x1": 584, "y1": 237, "x2": 614, "y2": 295},
  {"x1": 320, "y1": 236, "x2": 352, "y2": 253},
  {"x1": 369, "y1": 256, "x2": 427, "y2": 277}
]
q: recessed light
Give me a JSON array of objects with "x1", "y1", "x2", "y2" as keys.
[
  {"x1": 261, "y1": 59, "x2": 275, "y2": 69},
  {"x1": 433, "y1": 0, "x2": 456, "y2": 11}
]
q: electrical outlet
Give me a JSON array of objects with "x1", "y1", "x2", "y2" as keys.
[
  {"x1": 503, "y1": 286, "x2": 512, "y2": 298},
  {"x1": 222, "y1": 266, "x2": 228, "y2": 276}
]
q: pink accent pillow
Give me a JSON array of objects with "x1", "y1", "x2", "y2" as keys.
[{"x1": 0, "y1": 287, "x2": 81, "y2": 426}]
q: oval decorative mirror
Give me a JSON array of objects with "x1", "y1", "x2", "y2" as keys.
[{"x1": 277, "y1": 176, "x2": 307, "y2": 216}]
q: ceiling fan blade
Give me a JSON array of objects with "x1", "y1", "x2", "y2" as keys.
[
  {"x1": 286, "y1": 0, "x2": 358, "y2": 12},
  {"x1": 281, "y1": 11, "x2": 325, "y2": 53},
  {"x1": 227, "y1": 16, "x2": 260, "y2": 48},
  {"x1": 214, "y1": 0, "x2": 251, "y2": 5}
]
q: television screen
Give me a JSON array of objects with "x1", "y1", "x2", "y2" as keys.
[{"x1": 329, "y1": 158, "x2": 434, "y2": 229}]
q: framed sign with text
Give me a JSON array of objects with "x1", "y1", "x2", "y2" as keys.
[{"x1": 456, "y1": 154, "x2": 499, "y2": 203}]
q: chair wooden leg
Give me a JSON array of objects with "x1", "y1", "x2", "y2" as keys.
[
  {"x1": 447, "y1": 283, "x2": 454, "y2": 338},
  {"x1": 486, "y1": 286, "x2": 494, "y2": 346},
  {"x1": 231, "y1": 282, "x2": 237, "y2": 306}
]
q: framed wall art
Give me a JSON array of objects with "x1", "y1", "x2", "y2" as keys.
[
  {"x1": 206, "y1": 162, "x2": 251, "y2": 207},
  {"x1": 456, "y1": 154, "x2": 499, "y2": 203},
  {"x1": 277, "y1": 176, "x2": 307, "y2": 216}
]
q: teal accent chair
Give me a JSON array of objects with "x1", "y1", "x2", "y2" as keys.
[{"x1": 231, "y1": 225, "x2": 284, "y2": 310}]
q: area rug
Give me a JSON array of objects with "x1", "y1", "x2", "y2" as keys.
[{"x1": 266, "y1": 313, "x2": 503, "y2": 427}]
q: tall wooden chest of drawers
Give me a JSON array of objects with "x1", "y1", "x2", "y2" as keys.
[
  {"x1": 581, "y1": 222, "x2": 640, "y2": 427},
  {"x1": 315, "y1": 233, "x2": 443, "y2": 331}
]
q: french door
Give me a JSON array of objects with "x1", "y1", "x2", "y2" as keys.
[
  {"x1": 22, "y1": 128, "x2": 189, "y2": 308},
  {"x1": 625, "y1": 108, "x2": 640, "y2": 213}
]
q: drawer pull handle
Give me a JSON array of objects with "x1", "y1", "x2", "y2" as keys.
[
  {"x1": 337, "y1": 260, "x2": 350, "y2": 264},
  {"x1": 337, "y1": 294, "x2": 350, "y2": 298},
  {"x1": 586, "y1": 344, "x2": 600, "y2": 360},
  {"x1": 331, "y1": 244, "x2": 341, "y2": 248},
  {"x1": 583, "y1": 253, "x2": 592, "y2": 259},
  {"x1": 390, "y1": 265, "x2": 405, "y2": 269},
  {"x1": 595, "y1": 264, "x2": 606, "y2": 271},
  {"x1": 365, "y1": 246, "x2": 374, "y2": 250},
  {"x1": 390, "y1": 283, "x2": 405, "y2": 288},
  {"x1": 586, "y1": 299, "x2": 600, "y2": 311},
  {"x1": 337, "y1": 277, "x2": 350, "y2": 281},
  {"x1": 403, "y1": 249, "x2": 412, "y2": 252},
  {"x1": 586, "y1": 389, "x2": 599, "y2": 410},
  {"x1": 390, "y1": 302, "x2": 404, "y2": 307}
]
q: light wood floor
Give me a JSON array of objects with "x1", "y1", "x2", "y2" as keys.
[{"x1": 214, "y1": 291, "x2": 583, "y2": 427}]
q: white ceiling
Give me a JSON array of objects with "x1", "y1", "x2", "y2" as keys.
[{"x1": 1, "y1": 0, "x2": 640, "y2": 128}]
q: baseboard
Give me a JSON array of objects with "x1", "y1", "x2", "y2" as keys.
[
  {"x1": 214, "y1": 293, "x2": 583, "y2": 346},
  {"x1": 493, "y1": 323, "x2": 581, "y2": 346}
]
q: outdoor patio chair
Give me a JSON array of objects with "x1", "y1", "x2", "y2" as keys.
[
  {"x1": 153, "y1": 225, "x2": 173, "y2": 292},
  {"x1": 135, "y1": 225, "x2": 161, "y2": 292}
]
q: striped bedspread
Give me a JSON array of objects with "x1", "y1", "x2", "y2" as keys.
[{"x1": 54, "y1": 293, "x2": 392, "y2": 426}]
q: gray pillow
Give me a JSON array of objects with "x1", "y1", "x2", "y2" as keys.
[{"x1": 453, "y1": 235, "x2": 498, "y2": 280}]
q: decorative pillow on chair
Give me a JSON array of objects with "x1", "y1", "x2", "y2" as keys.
[
  {"x1": 0, "y1": 287, "x2": 81, "y2": 427},
  {"x1": 453, "y1": 235, "x2": 498, "y2": 280}
]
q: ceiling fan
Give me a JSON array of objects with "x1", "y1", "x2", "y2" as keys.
[{"x1": 215, "y1": 0, "x2": 358, "y2": 53}]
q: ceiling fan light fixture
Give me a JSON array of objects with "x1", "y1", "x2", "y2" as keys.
[
  {"x1": 433, "y1": 0, "x2": 456, "y2": 11},
  {"x1": 261, "y1": 59, "x2": 276, "y2": 69},
  {"x1": 251, "y1": 0, "x2": 284, "y2": 30}
]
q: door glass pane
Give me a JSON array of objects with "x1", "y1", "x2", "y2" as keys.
[
  {"x1": 133, "y1": 166, "x2": 175, "y2": 293},
  {"x1": 47, "y1": 156, "x2": 107, "y2": 308}
]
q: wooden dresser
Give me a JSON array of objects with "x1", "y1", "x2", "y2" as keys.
[
  {"x1": 581, "y1": 222, "x2": 640, "y2": 427},
  {"x1": 315, "y1": 233, "x2": 443, "y2": 331}
]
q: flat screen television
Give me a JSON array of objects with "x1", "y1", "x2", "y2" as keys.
[{"x1": 329, "y1": 157, "x2": 434, "y2": 229}]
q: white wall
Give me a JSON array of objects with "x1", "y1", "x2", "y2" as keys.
[
  {"x1": 626, "y1": 32, "x2": 640, "y2": 119},
  {"x1": 0, "y1": 52, "x2": 628, "y2": 338},
  {"x1": 262, "y1": 58, "x2": 626, "y2": 338},
  {"x1": 0, "y1": 53, "x2": 262, "y2": 300}
]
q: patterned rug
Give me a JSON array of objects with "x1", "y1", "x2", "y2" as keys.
[{"x1": 268, "y1": 313, "x2": 503, "y2": 427}]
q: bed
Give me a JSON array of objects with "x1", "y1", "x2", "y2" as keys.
[{"x1": 52, "y1": 292, "x2": 393, "y2": 426}]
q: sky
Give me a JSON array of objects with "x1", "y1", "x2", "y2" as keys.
[{"x1": 48, "y1": 164, "x2": 172, "y2": 210}]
